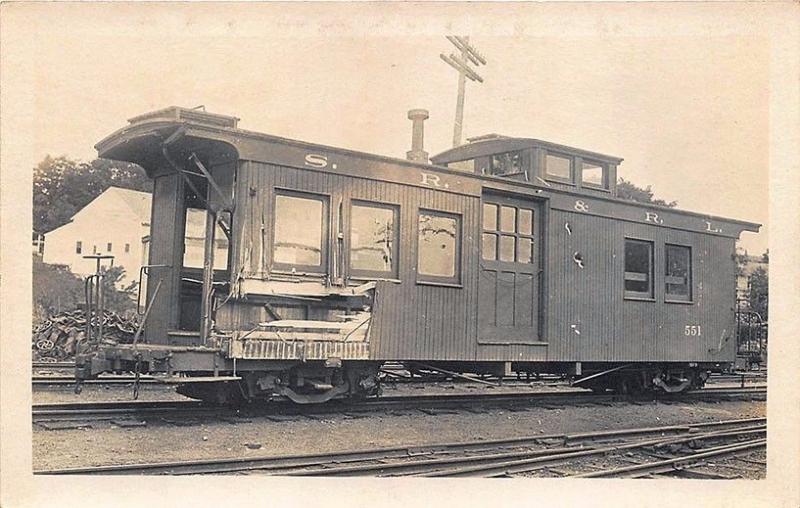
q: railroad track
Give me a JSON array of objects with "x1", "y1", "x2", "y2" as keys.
[
  {"x1": 32, "y1": 375, "x2": 159, "y2": 386},
  {"x1": 35, "y1": 416, "x2": 766, "y2": 476},
  {"x1": 32, "y1": 385, "x2": 766, "y2": 424},
  {"x1": 32, "y1": 362, "x2": 76, "y2": 369}
]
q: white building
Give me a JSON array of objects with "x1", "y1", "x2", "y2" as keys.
[
  {"x1": 42, "y1": 186, "x2": 226, "y2": 288},
  {"x1": 43, "y1": 187, "x2": 151, "y2": 286}
]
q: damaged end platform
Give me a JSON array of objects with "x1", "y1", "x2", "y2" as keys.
[{"x1": 75, "y1": 280, "x2": 383, "y2": 404}]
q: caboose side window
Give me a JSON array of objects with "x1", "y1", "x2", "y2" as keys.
[
  {"x1": 349, "y1": 201, "x2": 399, "y2": 279},
  {"x1": 417, "y1": 210, "x2": 461, "y2": 284},
  {"x1": 448, "y1": 159, "x2": 475, "y2": 172},
  {"x1": 624, "y1": 239, "x2": 654, "y2": 299},
  {"x1": 488, "y1": 151, "x2": 524, "y2": 176},
  {"x1": 665, "y1": 244, "x2": 692, "y2": 302},
  {"x1": 545, "y1": 153, "x2": 573, "y2": 182},
  {"x1": 273, "y1": 192, "x2": 328, "y2": 272},
  {"x1": 581, "y1": 161, "x2": 607, "y2": 188}
]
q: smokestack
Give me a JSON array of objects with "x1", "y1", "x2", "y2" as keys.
[{"x1": 406, "y1": 109, "x2": 429, "y2": 163}]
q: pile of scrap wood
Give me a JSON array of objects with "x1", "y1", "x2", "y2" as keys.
[{"x1": 32, "y1": 309, "x2": 138, "y2": 362}]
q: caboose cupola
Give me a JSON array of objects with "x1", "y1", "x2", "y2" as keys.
[{"x1": 431, "y1": 137, "x2": 622, "y2": 196}]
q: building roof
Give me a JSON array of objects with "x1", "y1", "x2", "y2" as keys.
[{"x1": 107, "y1": 187, "x2": 151, "y2": 222}]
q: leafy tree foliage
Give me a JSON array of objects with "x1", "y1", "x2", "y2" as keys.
[
  {"x1": 33, "y1": 156, "x2": 151, "y2": 234},
  {"x1": 33, "y1": 254, "x2": 85, "y2": 323},
  {"x1": 99, "y1": 265, "x2": 139, "y2": 316},
  {"x1": 748, "y1": 266, "x2": 768, "y2": 321},
  {"x1": 733, "y1": 248, "x2": 750, "y2": 278},
  {"x1": 616, "y1": 178, "x2": 677, "y2": 208},
  {"x1": 33, "y1": 255, "x2": 137, "y2": 324}
]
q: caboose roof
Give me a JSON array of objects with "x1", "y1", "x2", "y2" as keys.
[
  {"x1": 431, "y1": 136, "x2": 624, "y2": 166},
  {"x1": 95, "y1": 106, "x2": 760, "y2": 236}
]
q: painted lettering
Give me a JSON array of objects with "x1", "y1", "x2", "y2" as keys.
[
  {"x1": 304, "y1": 153, "x2": 328, "y2": 168},
  {"x1": 421, "y1": 172, "x2": 442, "y2": 188},
  {"x1": 705, "y1": 221, "x2": 722, "y2": 233},
  {"x1": 574, "y1": 200, "x2": 589, "y2": 212},
  {"x1": 645, "y1": 212, "x2": 664, "y2": 224}
]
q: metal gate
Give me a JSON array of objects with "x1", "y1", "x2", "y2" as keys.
[{"x1": 735, "y1": 300, "x2": 767, "y2": 368}]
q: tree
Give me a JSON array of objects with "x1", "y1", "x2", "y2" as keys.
[
  {"x1": 33, "y1": 155, "x2": 151, "y2": 234},
  {"x1": 33, "y1": 255, "x2": 138, "y2": 324},
  {"x1": 98, "y1": 265, "x2": 138, "y2": 316},
  {"x1": 32, "y1": 254, "x2": 85, "y2": 323},
  {"x1": 733, "y1": 247, "x2": 749, "y2": 278},
  {"x1": 616, "y1": 178, "x2": 677, "y2": 208},
  {"x1": 748, "y1": 267, "x2": 768, "y2": 321}
]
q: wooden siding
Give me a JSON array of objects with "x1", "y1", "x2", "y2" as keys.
[
  {"x1": 220, "y1": 161, "x2": 738, "y2": 364},
  {"x1": 100, "y1": 114, "x2": 752, "y2": 367},
  {"x1": 144, "y1": 172, "x2": 185, "y2": 344},
  {"x1": 544, "y1": 209, "x2": 736, "y2": 362},
  {"x1": 230, "y1": 161, "x2": 481, "y2": 361}
]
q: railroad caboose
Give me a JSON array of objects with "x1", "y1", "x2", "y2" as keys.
[{"x1": 75, "y1": 106, "x2": 760, "y2": 403}]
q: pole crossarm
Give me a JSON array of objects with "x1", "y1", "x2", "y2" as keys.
[{"x1": 441, "y1": 35, "x2": 487, "y2": 147}]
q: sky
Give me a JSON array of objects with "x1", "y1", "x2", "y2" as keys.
[{"x1": 4, "y1": 3, "x2": 771, "y2": 254}]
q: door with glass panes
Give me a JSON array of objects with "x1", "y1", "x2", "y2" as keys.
[{"x1": 478, "y1": 196, "x2": 541, "y2": 344}]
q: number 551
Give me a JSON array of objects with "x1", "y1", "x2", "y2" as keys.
[{"x1": 684, "y1": 325, "x2": 702, "y2": 336}]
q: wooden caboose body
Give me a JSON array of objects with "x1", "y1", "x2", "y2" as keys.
[{"x1": 76, "y1": 107, "x2": 759, "y2": 402}]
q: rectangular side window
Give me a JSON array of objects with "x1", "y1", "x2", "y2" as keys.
[
  {"x1": 125, "y1": 243, "x2": 131, "y2": 253},
  {"x1": 488, "y1": 151, "x2": 524, "y2": 176},
  {"x1": 75, "y1": 241, "x2": 82, "y2": 254},
  {"x1": 545, "y1": 153, "x2": 573, "y2": 182},
  {"x1": 581, "y1": 160, "x2": 607, "y2": 189},
  {"x1": 107, "y1": 242, "x2": 113, "y2": 252},
  {"x1": 447, "y1": 159, "x2": 475, "y2": 172},
  {"x1": 624, "y1": 239, "x2": 653, "y2": 299},
  {"x1": 350, "y1": 201, "x2": 399, "y2": 279},
  {"x1": 417, "y1": 210, "x2": 461, "y2": 285},
  {"x1": 273, "y1": 191, "x2": 328, "y2": 272},
  {"x1": 665, "y1": 244, "x2": 692, "y2": 302}
]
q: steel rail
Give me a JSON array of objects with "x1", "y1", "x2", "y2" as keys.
[
  {"x1": 34, "y1": 417, "x2": 766, "y2": 476},
  {"x1": 572, "y1": 438, "x2": 767, "y2": 478},
  {"x1": 32, "y1": 362, "x2": 76, "y2": 369},
  {"x1": 32, "y1": 386, "x2": 766, "y2": 423},
  {"x1": 291, "y1": 424, "x2": 767, "y2": 477},
  {"x1": 421, "y1": 425, "x2": 767, "y2": 478},
  {"x1": 33, "y1": 375, "x2": 158, "y2": 386},
  {"x1": 32, "y1": 400, "x2": 215, "y2": 422}
]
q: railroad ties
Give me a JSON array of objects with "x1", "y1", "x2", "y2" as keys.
[{"x1": 34, "y1": 416, "x2": 766, "y2": 478}]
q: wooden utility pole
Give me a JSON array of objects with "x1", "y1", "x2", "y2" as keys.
[{"x1": 440, "y1": 36, "x2": 487, "y2": 147}]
